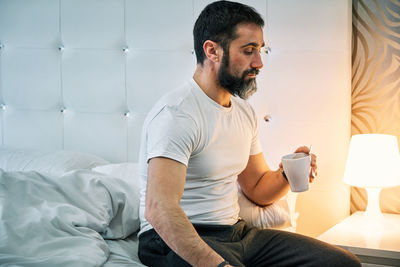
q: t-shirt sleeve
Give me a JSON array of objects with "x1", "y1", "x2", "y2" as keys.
[{"x1": 146, "y1": 106, "x2": 198, "y2": 166}]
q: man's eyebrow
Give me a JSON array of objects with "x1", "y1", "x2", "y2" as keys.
[{"x1": 241, "y1": 42, "x2": 265, "y2": 48}]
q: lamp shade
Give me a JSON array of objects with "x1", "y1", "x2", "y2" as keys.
[{"x1": 343, "y1": 134, "x2": 400, "y2": 188}]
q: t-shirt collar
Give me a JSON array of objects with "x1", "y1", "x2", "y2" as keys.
[{"x1": 189, "y1": 78, "x2": 233, "y2": 113}]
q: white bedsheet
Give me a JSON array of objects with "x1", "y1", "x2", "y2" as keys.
[
  {"x1": 0, "y1": 169, "x2": 141, "y2": 266},
  {"x1": 105, "y1": 235, "x2": 145, "y2": 267}
]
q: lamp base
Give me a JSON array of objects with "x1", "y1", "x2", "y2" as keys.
[
  {"x1": 364, "y1": 187, "x2": 383, "y2": 219},
  {"x1": 360, "y1": 188, "x2": 384, "y2": 248}
]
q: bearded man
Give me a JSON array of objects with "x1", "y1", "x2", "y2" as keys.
[{"x1": 137, "y1": 1, "x2": 361, "y2": 267}]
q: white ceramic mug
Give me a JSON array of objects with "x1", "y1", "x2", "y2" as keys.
[{"x1": 281, "y1": 152, "x2": 311, "y2": 192}]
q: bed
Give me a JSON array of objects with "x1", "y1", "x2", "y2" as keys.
[
  {"x1": 0, "y1": 1, "x2": 300, "y2": 264},
  {"x1": 0, "y1": 148, "x2": 292, "y2": 266},
  {"x1": 0, "y1": 148, "x2": 145, "y2": 266}
]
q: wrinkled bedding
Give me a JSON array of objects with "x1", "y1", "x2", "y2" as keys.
[
  {"x1": 0, "y1": 169, "x2": 144, "y2": 266},
  {"x1": 104, "y1": 235, "x2": 144, "y2": 267}
]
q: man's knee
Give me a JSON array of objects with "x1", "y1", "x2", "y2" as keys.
[{"x1": 321, "y1": 246, "x2": 361, "y2": 267}]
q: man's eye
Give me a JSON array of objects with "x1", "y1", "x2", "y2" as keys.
[{"x1": 244, "y1": 48, "x2": 262, "y2": 55}]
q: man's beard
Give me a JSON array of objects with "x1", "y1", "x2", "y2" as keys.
[{"x1": 218, "y1": 52, "x2": 259, "y2": 100}]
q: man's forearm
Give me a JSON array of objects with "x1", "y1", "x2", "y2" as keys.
[
  {"x1": 246, "y1": 169, "x2": 290, "y2": 206},
  {"x1": 145, "y1": 202, "x2": 226, "y2": 267}
]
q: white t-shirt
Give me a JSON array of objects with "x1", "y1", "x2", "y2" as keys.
[{"x1": 138, "y1": 79, "x2": 262, "y2": 235}]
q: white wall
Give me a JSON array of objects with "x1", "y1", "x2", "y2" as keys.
[
  {"x1": 0, "y1": 0, "x2": 351, "y2": 236},
  {"x1": 249, "y1": 0, "x2": 352, "y2": 236}
]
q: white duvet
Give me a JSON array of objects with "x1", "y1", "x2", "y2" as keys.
[{"x1": 0, "y1": 169, "x2": 140, "y2": 267}]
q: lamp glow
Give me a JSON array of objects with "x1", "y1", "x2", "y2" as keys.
[{"x1": 343, "y1": 134, "x2": 400, "y2": 218}]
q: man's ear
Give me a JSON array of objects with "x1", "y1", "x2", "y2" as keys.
[{"x1": 203, "y1": 40, "x2": 220, "y2": 63}]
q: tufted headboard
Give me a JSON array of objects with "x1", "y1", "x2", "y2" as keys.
[{"x1": 0, "y1": 0, "x2": 220, "y2": 162}]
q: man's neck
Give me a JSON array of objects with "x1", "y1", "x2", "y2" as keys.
[{"x1": 193, "y1": 64, "x2": 232, "y2": 108}]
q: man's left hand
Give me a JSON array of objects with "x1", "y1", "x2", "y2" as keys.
[
  {"x1": 294, "y1": 146, "x2": 317, "y2": 182},
  {"x1": 279, "y1": 146, "x2": 317, "y2": 183}
]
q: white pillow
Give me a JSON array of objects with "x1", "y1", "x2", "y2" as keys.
[
  {"x1": 238, "y1": 188, "x2": 292, "y2": 229},
  {"x1": 0, "y1": 148, "x2": 109, "y2": 175},
  {"x1": 92, "y1": 163, "x2": 141, "y2": 233},
  {"x1": 92, "y1": 162, "x2": 139, "y2": 185}
]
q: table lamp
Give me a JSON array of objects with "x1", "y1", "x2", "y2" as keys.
[{"x1": 343, "y1": 134, "x2": 400, "y2": 219}]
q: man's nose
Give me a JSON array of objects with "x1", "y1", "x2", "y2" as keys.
[{"x1": 251, "y1": 52, "x2": 263, "y2": 70}]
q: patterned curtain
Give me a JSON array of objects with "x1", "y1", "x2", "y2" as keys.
[{"x1": 351, "y1": 0, "x2": 400, "y2": 214}]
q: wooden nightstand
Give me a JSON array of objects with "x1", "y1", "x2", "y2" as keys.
[{"x1": 318, "y1": 212, "x2": 400, "y2": 266}]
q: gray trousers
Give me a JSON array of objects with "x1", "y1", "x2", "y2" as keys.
[{"x1": 138, "y1": 220, "x2": 361, "y2": 267}]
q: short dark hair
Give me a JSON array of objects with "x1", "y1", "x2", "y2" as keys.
[{"x1": 193, "y1": 1, "x2": 264, "y2": 64}]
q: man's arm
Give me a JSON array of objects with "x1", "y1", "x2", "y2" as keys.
[
  {"x1": 237, "y1": 152, "x2": 289, "y2": 206},
  {"x1": 145, "y1": 157, "x2": 229, "y2": 267},
  {"x1": 238, "y1": 146, "x2": 317, "y2": 206}
]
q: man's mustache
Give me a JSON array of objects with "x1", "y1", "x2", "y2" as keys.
[{"x1": 243, "y1": 68, "x2": 259, "y2": 76}]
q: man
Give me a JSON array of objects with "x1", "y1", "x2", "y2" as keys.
[{"x1": 137, "y1": 1, "x2": 361, "y2": 266}]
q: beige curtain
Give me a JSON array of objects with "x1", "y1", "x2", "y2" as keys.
[{"x1": 351, "y1": 0, "x2": 400, "y2": 214}]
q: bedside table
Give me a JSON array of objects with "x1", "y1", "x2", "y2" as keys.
[{"x1": 318, "y1": 212, "x2": 400, "y2": 266}]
